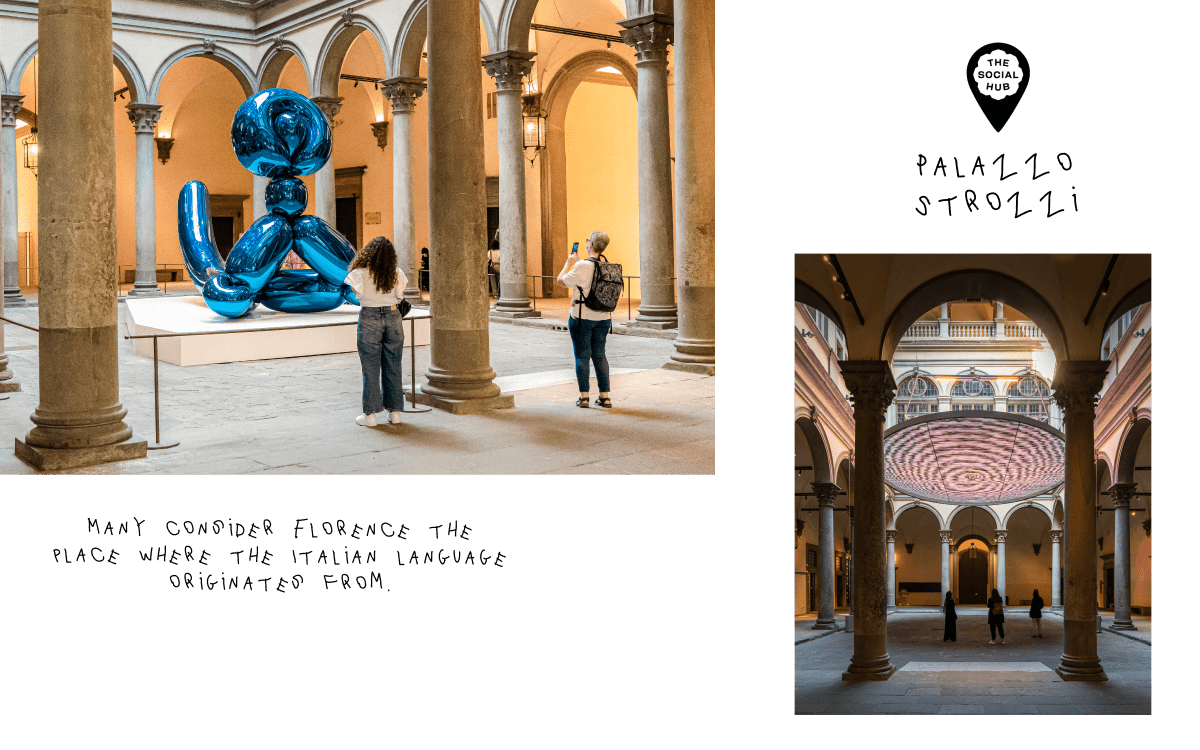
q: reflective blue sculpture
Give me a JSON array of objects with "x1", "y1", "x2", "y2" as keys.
[{"x1": 178, "y1": 88, "x2": 360, "y2": 317}]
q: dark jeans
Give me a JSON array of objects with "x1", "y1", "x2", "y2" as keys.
[
  {"x1": 989, "y1": 621, "x2": 1005, "y2": 639},
  {"x1": 357, "y1": 307, "x2": 405, "y2": 413},
  {"x1": 568, "y1": 316, "x2": 611, "y2": 393}
]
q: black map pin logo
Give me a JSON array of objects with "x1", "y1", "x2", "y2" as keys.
[{"x1": 967, "y1": 43, "x2": 1030, "y2": 132}]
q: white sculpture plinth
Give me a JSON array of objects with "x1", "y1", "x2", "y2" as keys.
[{"x1": 124, "y1": 296, "x2": 430, "y2": 366}]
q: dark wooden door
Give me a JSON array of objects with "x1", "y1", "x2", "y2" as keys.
[
  {"x1": 1105, "y1": 567, "x2": 1114, "y2": 609},
  {"x1": 336, "y1": 196, "x2": 358, "y2": 250},
  {"x1": 959, "y1": 550, "x2": 988, "y2": 604},
  {"x1": 211, "y1": 216, "x2": 235, "y2": 260}
]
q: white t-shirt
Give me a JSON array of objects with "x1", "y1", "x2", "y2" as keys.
[
  {"x1": 561, "y1": 258, "x2": 612, "y2": 321},
  {"x1": 345, "y1": 266, "x2": 409, "y2": 308}
]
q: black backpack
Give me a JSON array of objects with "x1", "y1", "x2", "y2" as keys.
[{"x1": 576, "y1": 254, "x2": 623, "y2": 313}]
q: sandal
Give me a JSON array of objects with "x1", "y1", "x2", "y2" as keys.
[
  {"x1": 595, "y1": 397, "x2": 612, "y2": 408},
  {"x1": 576, "y1": 397, "x2": 589, "y2": 408}
]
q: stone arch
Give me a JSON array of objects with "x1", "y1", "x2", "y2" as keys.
[
  {"x1": 257, "y1": 41, "x2": 313, "y2": 92},
  {"x1": 496, "y1": 0, "x2": 538, "y2": 52},
  {"x1": 0, "y1": 60, "x2": 6, "y2": 94},
  {"x1": 1052, "y1": 497, "x2": 1064, "y2": 530},
  {"x1": 112, "y1": 43, "x2": 149, "y2": 103},
  {"x1": 946, "y1": 503, "x2": 1001, "y2": 531},
  {"x1": 1001, "y1": 501, "x2": 1054, "y2": 530},
  {"x1": 539, "y1": 50, "x2": 638, "y2": 294},
  {"x1": 1115, "y1": 417, "x2": 1151, "y2": 485},
  {"x1": 6, "y1": 41, "x2": 38, "y2": 95},
  {"x1": 389, "y1": 2, "x2": 499, "y2": 77},
  {"x1": 893, "y1": 501, "x2": 944, "y2": 528},
  {"x1": 795, "y1": 415, "x2": 833, "y2": 485},
  {"x1": 150, "y1": 45, "x2": 256, "y2": 103},
  {"x1": 879, "y1": 270, "x2": 1070, "y2": 363},
  {"x1": 955, "y1": 533, "x2": 992, "y2": 550},
  {"x1": 315, "y1": 14, "x2": 394, "y2": 97},
  {"x1": 795, "y1": 276, "x2": 846, "y2": 335},
  {"x1": 1100, "y1": 279, "x2": 1150, "y2": 338},
  {"x1": 886, "y1": 497, "x2": 895, "y2": 530}
]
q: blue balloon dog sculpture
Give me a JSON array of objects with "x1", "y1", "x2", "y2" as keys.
[{"x1": 178, "y1": 89, "x2": 360, "y2": 317}]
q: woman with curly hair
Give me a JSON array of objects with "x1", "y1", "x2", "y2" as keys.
[{"x1": 345, "y1": 236, "x2": 409, "y2": 426}]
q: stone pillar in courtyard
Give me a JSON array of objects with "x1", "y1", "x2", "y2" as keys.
[
  {"x1": 253, "y1": 175, "x2": 268, "y2": 220},
  {"x1": 846, "y1": 507, "x2": 854, "y2": 618},
  {"x1": 885, "y1": 530, "x2": 896, "y2": 608},
  {"x1": 1, "y1": 94, "x2": 28, "y2": 307},
  {"x1": 619, "y1": 14, "x2": 677, "y2": 329},
  {"x1": 414, "y1": 0, "x2": 512, "y2": 414},
  {"x1": 811, "y1": 481, "x2": 838, "y2": 630},
  {"x1": 482, "y1": 52, "x2": 539, "y2": 319},
  {"x1": 663, "y1": 0, "x2": 714, "y2": 372},
  {"x1": 16, "y1": 0, "x2": 147, "y2": 470},
  {"x1": 381, "y1": 76, "x2": 426, "y2": 304},
  {"x1": 940, "y1": 531, "x2": 952, "y2": 602},
  {"x1": 1109, "y1": 483, "x2": 1138, "y2": 630},
  {"x1": 126, "y1": 103, "x2": 164, "y2": 297},
  {"x1": 311, "y1": 96, "x2": 343, "y2": 226},
  {"x1": 839, "y1": 361, "x2": 896, "y2": 680},
  {"x1": 1050, "y1": 530, "x2": 1062, "y2": 608},
  {"x1": 1052, "y1": 361, "x2": 1109, "y2": 680},
  {"x1": 995, "y1": 530, "x2": 1007, "y2": 606}
]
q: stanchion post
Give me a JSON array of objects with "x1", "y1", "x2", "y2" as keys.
[{"x1": 146, "y1": 335, "x2": 179, "y2": 450}]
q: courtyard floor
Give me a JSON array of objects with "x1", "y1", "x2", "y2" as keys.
[
  {"x1": 794, "y1": 609, "x2": 1151, "y2": 714},
  {"x1": 0, "y1": 298, "x2": 713, "y2": 474}
]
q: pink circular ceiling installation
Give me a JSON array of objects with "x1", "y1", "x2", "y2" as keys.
[{"x1": 884, "y1": 412, "x2": 1065, "y2": 504}]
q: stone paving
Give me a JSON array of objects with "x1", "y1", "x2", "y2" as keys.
[
  {"x1": 795, "y1": 609, "x2": 1151, "y2": 714},
  {"x1": 0, "y1": 300, "x2": 713, "y2": 474}
]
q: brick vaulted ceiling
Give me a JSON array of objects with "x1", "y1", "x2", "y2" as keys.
[{"x1": 884, "y1": 412, "x2": 1064, "y2": 505}]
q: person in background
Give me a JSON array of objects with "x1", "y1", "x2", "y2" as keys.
[
  {"x1": 1029, "y1": 588, "x2": 1044, "y2": 637},
  {"x1": 943, "y1": 591, "x2": 957, "y2": 642},
  {"x1": 419, "y1": 247, "x2": 429, "y2": 292},
  {"x1": 987, "y1": 587, "x2": 1006, "y2": 645},
  {"x1": 346, "y1": 236, "x2": 408, "y2": 427},
  {"x1": 557, "y1": 231, "x2": 613, "y2": 408}
]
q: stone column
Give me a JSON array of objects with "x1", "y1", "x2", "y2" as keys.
[
  {"x1": 311, "y1": 96, "x2": 343, "y2": 226},
  {"x1": 15, "y1": 0, "x2": 146, "y2": 470},
  {"x1": 885, "y1": 530, "x2": 896, "y2": 608},
  {"x1": 995, "y1": 530, "x2": 1007, "y2": 607},
  {"x1": 940, "y1": 531, "x2": 952, "y2": 601},
  {"x1": 839, "y1": 361, "x2": 896, "y2": 680},
  {"x1": 1109, "y1": 483, "x2": 1138, "y2": 630},
  {"x1": 938, "y1": 302, "x2": 950, "y2": 338},
  {"x1": 126, "y1": 103, "x2": 163, "y2": 297},
  {"x1": 381, "y1": 76, "x2": 426, "y2": 304},
  {"x1": 993, "y1": 300, "x2": 1006, "y2": 338},
  {"x1": 414, "y1": 0, "x2": 512, "y2": 414},
  {"x1": 1050, "y1": 530, "x2": 1063, "y2": 608},
  {"x1": 253, "y1": 175, "x2": 268, "y2": 220},
  {"x1": 663, "y1": 0, "x2": 714, "y2": 372},
  {"x1": 619, "y1": 14, "x2": 676, "y2": 329},
  {"x1": 811, "y1": 482, "x2": 839, "y2": 630},
  {"x1": 1052, "y1": 361, "x2": 1110, "y2": 681},
  {"x1": 1, "y1": 94, "x2": 28, "y2": 307},
  {"x1": 482, "y1": 52, "x2": 539, "y2": 319},
  {"x1": 846, "y1": 506, "x2": 854, "y2": 618}
]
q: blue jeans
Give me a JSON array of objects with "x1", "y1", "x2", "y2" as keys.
[
  {"x1": 568, "y1": 316, "x2": 611, "y2": 393},
  {"x1": 357, "y1": 307, "x2": 405, "y2": 413}
]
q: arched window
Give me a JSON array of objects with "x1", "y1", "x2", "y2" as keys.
[
  {"x1": 1007, "y1": 376, "x2": 1051, "y2": 422},
  {"x1": 950, "y1": 379, "x2": 994, "y2": 397},
  {"x1": 896, "y1": 376, "x2": 937, "y2": 422}
]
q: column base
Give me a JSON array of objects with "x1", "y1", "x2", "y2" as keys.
[
  {"x1": 811, "y1": 618, "x2": 837, "y2": 630},
  {"x1": 490, "y1": 308, "x2": 542, "y2": 319},
  {"x1": 127, "y1": 283, "x2": 165, "y2": 298},
  {"x1": 0, "y1": 381, "x2": 20, "y2": 393},
  {"x1": 15, "y1": 435, "x2": 148, "y2": 471},
  {"x1": 662, "y1": 360, "x2": 714, "y2": 375},
  {"x1": 1110, "y1": 619, "x2": 1137, "y2": 630},
  {"x1": 842, "y1": 665, "x2": 896, "y2": 681},
  {"x1": 408, "y1": 390, "x2": 515, "y2": 415},
  {"x1": 4, "y1": 291, "x2": 31, "y2": 307},
  {"x1": 627, "y1": 317, "x2": 678, "y2": 330},
  {"x1": 1055, "y1": 664, "x2": 1109, "y2": 681}
]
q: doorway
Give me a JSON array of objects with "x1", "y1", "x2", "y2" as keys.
[
  {"x1": 959, "y1": 548, "x2": 988, "y2": 604},
  {"x1": 336, "y1": 197, "x2": 357, "y2": 250},
  {"x1": 1104, "y1": 565, "x2": 1115, "y2": 610}
]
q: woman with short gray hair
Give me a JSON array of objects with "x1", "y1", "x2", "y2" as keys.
[{"x1": 558, "y1": 231, "x2": 614, "y2": 408}]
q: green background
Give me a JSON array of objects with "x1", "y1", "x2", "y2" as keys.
[{"x1": 2, "y1": 0, "x2": 1190, "y2": 744}]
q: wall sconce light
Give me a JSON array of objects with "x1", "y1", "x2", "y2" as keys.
[
  {"x1": 843, "y1": 537, "x2": 851, "y2": 552},
  {"x1": 800, "y1": 329, "x2": 814, "y2": 338},
  {"x1": 1032, "y1": 543, "x2": 1041, "y2": 556},
  {"x1": 154, "y1": 136, "x2": 175, "y2": 165},
  {"x1": 1097, "y1": 536, "x2": 1104, "y2": 549},
  {"x1": 904, "y1": 543, "x2": 914, "y2": 554},
  {"x1": 521, "y1": 93, "x2": 545, "y2": 166},
  {"x1": 371, "y1": 120, "x2": 388, "y2": 151},
  {"x1": 22, "y1": 129, "x2": 38, "y2": 178},
  {"x1": 1142, "y1": 519, "x2": 1150, "y2": 536},
  {"x1": 796, "y1": 518, "x2": 805, "y2": 537},
  {"x1": 1131, "y1": 329, "x2": 1147, "y2": 338}
]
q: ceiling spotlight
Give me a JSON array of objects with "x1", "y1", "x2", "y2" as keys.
[{"x1": 1100, "y1": 279, "x2": 1110, "y2": 295}]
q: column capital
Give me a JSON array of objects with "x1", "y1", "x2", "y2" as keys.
[
  {"x1": 886, "y1": 530, "x2": 897, "y2": 543},
  {"x1": 310, "y1": 96, "x2": 344, "y2": 124},
  {"x1": 1050, "y1": 530, "x2": 1063, "y2": 543},
  {"x1": 838, "y1": 360, "x2": 897, "y2": 415},
  {"x1": 126, "y1": 103, "x2": 162, "y2": 135},
  {"x1": 939, "y1": 531, "x2": 953, "y2": 544},
  {"x1": 0, "y1": 94, "x2": 25, "y2": 127},
  {"x1": 1050, "y1": 360, "x2": 1109, "y2": 415},
  {"x1": 1108, "y1": 482, "x2": 1137, "y2": 508},
  {"x1": 380, "y1": 76, "x2": 427, "y2": 114},
  {"x1": 811, "y1": 482, "x2": 840, "y2": 507},
  {"x1": 481, "y1": 51, "x2": 536, "y2": 93},
  {"x1": 618, "y1": 13, "x2": 674, "y2": 65},
  {"x1": 995, "y1": 530, "x2": 1007, "y2": 543}
]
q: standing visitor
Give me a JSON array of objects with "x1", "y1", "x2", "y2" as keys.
[
  {"x1": 1029, "y1": 589, "x2": 1044, "y2": 637},
  {"x1": 987, "y1": 587, "x2": 1006, "y2": 644},
  {"x1": 346, "y1": 236, "x2": 409, "y2": 427},
  {"x1": 943, "y1": 591, "x2": 957, "y2": 642},
  {"x1": 558, "y1": 231, "x2": 614, "y2": 408}
]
